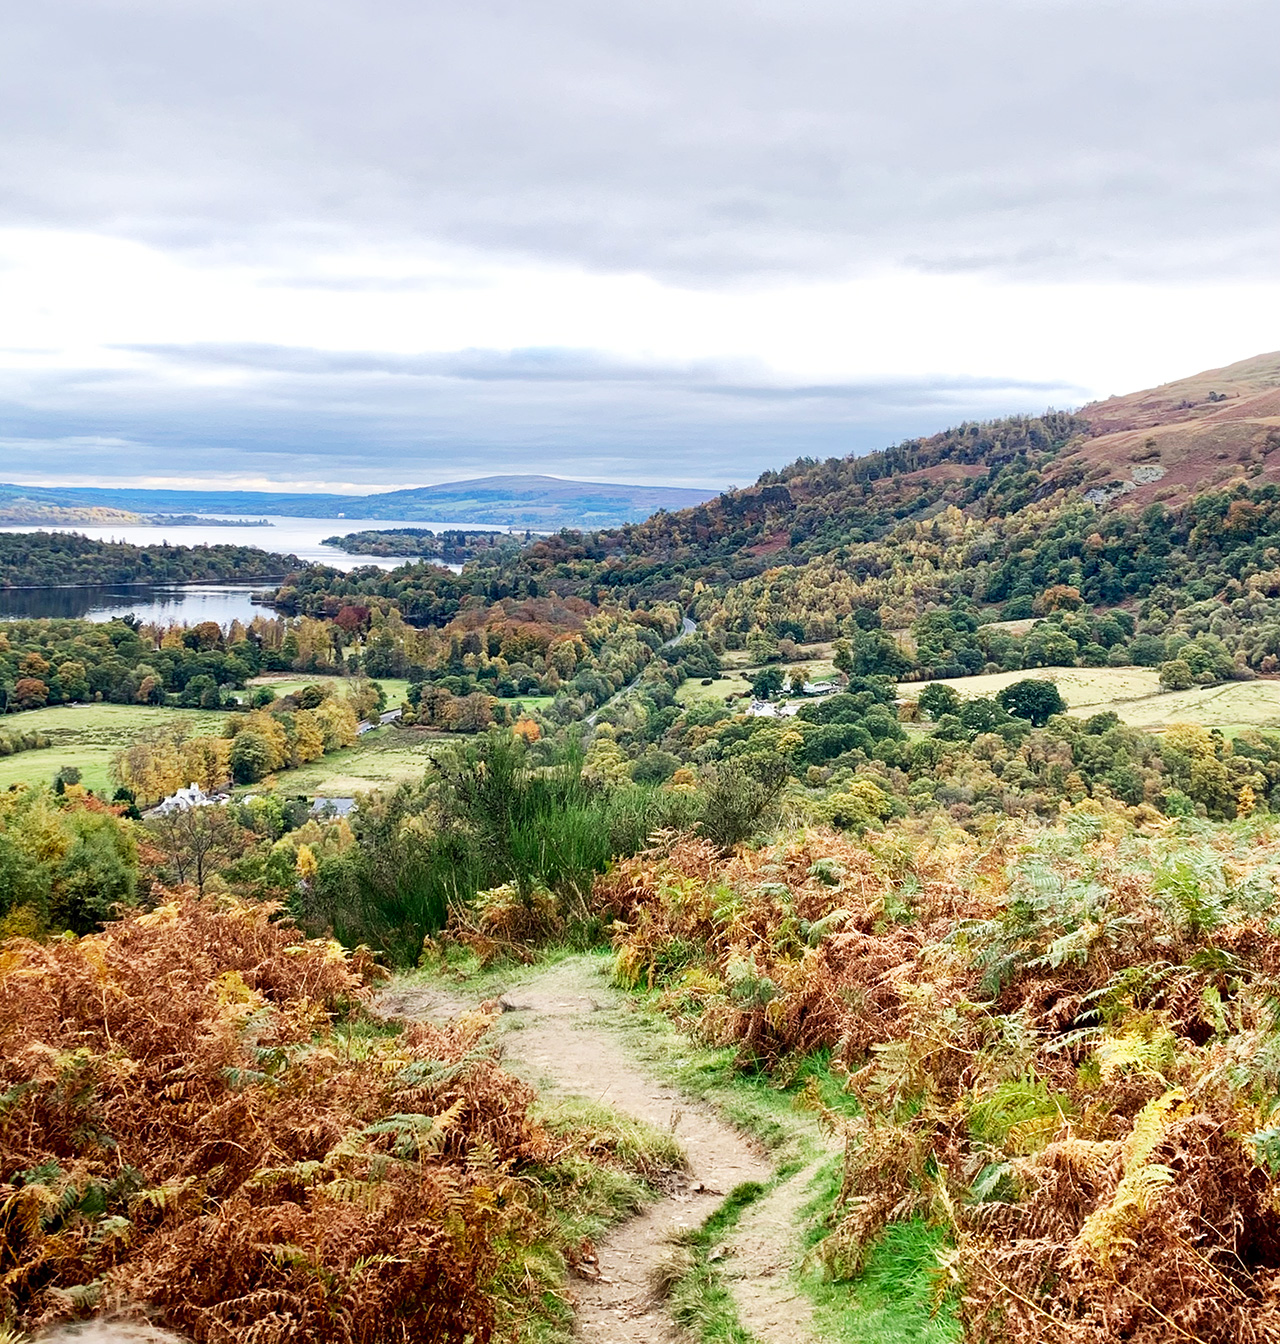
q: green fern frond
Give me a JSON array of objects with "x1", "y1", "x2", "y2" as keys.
[{"x1": 802, "y1": 908, "x2": 854, "y2": 946}]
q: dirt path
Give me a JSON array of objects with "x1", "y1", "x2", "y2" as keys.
[
  {"x1": 381, "y1": 958, "x2": 831, "y2": 1343},
  {"x1": 720, "y1": 1157, "x2": 827, "y2": 1339}
]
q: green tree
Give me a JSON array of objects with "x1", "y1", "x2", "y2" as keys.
[
  {"x1": 851, "y1": 630, "x2": 913, "y2": 678},
  {"x1": 1158, "y1": 659, "x2": 1195, "y2": 692},
  {"x1": 229, "y1": 729, "x2": 275, "y2": 784},
  {"x1": 52, "y1": 810, "x2": 138, "y2": 934},
  {"x1": 918, "y1": 683, "x2": 962, "y2": 721},
  {"x1": 997, "y1": 679, "x2": 1067, "y2": 727},
  {"x1": 750, "y1": 667, "x2": 785, "y2": 700},
  {"x1": 959, "y1": 697, "x2": 1009, "y2": 733}
]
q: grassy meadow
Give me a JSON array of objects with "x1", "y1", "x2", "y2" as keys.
[
  {"x1": 249, "y1": 675, "x2": 552, "y2": 719},
  {"x1": 247, "y1": 674, "x2": 415, "y2": 707},
  {"x1": 683, "y1": 649, "x2": 843, "y2": 709},
  {"x1": 241, "y1": 724, "x2": 447, "y2": 796},
  {"x1": 0, "y1": 703, "x2": 225, "y2": 795},
  {"x1": 674, "y1": 672, "x2": 753, "y2": 705},
  {"x1": 0, "y1": 680, "x2": 551, "y2": 802},
  {"x1": 898, "y1": 664, "x2": 1280, "y2": 732}
]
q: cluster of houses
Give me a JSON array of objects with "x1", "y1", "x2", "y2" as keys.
[
  {"x1": 149, "y1": 783, "x2": 357, "y2": 820},
  {"x1": 151, "y1": 782, "x2": 223, "y2": 816},
  {"x1": 746, "y1": 677, "x2": 840, "y2": 718}
]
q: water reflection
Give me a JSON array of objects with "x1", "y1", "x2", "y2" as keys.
[
  {"x1": 0, "y1": 584, "x2": 274, "y2": 626},
  {"x1": 0, "y1": 514, "x2": 479, "y2": 625}
]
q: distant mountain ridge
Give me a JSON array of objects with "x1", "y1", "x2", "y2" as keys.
[{"x1": 0, "y1": 474, "x2": 718, "y2": 528}]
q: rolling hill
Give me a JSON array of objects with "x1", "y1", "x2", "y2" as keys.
[
  {"x1": 0, "y1": 475, "x2": 718, "y2": 528},
  {"x1": 1048, "y1": 349, "x2": 1280, "y2": 507},
  {"x1": 335, "y1": 475, "x2": 718, "y2": 525}
]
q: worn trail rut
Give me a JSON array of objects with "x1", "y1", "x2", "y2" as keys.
[{"x1": 380, "y1": 959, "x2": 831, "y2": 1343}]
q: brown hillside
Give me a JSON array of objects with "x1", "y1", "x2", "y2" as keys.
[{"x1": 1046, "y1": 350, "x2": 1280, "y2": 508}]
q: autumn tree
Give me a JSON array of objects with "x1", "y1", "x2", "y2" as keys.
[
  {"x1": 348, "y1": 677, "x2": 387, "y2": 723},
  {"x1": 12, "y1": 678, "x2": 48, "y2": 710},
  {"x1": 147, "y1": 805, "x2": 246, "y2": 895},
  {"x1": 292, "y1": 709, "x2": 326, "y2": 765},
  {"x1": 1035, "y1": 584, "x2": 1085, "y2": 614},
  {"x1": 114, "y1": 728, "x2": 188, "y2": 805},
  {"x1": 315, "y1": 697, "x2": 359, "y2": 750}
]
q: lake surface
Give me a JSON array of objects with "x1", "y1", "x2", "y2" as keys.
[
  {"x1": 0, "y1": 515, "x2": 489, "y2": 625},
  {"x1": 0, "y1": 515, "x2": 504, "y2": 570},
  {"x1": 0, "y1": 583, "x2": 281, "y2": 626}
]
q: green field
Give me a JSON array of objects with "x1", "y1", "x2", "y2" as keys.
[
  {"x1": 242, "y1": 725, "x2": 449, "y2": 796},
  {"x1": 0, "y1": 686, "x2": 557, "y2": 802},
  {"x1": 248, "y1": 675, "x2": 414, "y2": 707},
  {"x1": 676, "y1": 653, "x2": 841, "y2": 709},
  {"x1": 499, "y1": 694, "x2": 555, "y2": 713},
  {"x1": 898, "y1": 665, "x2": 1280, "y2": 733},
  {"x1": 675, "y1": 673, "x2": 752, "y2": 705},
  {"x1": 0, "y1": 704, "x2": 226, "y2": 795},
  {"x1": 248, "y1": 676, "x2": 551, "y2": 719}
]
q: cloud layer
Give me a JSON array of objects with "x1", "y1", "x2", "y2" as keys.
[
  {"x1": 6, "y1": 0, "x2": 1280, "y2": 283},
  {"x1": 1, "y1": 1, "x2": 1277, "y2": 487},
  {"x1": 0, "y1": 341, "x2": 1082, "y2": 488}
]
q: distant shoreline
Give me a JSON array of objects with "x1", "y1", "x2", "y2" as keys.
[{"x1": 0, "y1": 577, "x2": 293, "y2": 592}]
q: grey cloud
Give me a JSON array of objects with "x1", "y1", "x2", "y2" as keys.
[
  {"x1": 119, "y1": 341, "x2": 1082, "y2": 401},
  {"x1": 0, "y1": 341, "x2": 1081, "y2": 488},
  {"x1": 1, "y1": 1, "x2": 1278, "y2": 283}
]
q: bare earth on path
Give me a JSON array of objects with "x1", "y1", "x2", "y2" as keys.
[
  {"x1": 379, "y1": 958, "x2": 832, "y2": 1344},
  {"x1": 721, "y1": 1155, "x2": 830, "y2": 1340}
]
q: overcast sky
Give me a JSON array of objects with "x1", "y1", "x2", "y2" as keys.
[{"x1": 2, "y1": 0, "x2": 1279, "y2": 493}]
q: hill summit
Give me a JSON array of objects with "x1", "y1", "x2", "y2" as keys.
[{"x1": 1054, "y1": 349, "x2": 1280, "y2": 507}]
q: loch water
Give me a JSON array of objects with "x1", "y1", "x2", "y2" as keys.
[{"x1": 0, "y1": 516, "x2": 487, "y2": 624}]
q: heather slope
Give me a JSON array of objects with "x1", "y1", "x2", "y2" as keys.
[{"x1": 1046, "y1": 350, "x2": 1280, "y2": 509}]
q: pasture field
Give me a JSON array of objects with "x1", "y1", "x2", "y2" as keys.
[
  {"x1": 246, "y1": 725, "x2": 447, "y2": 796},
  {"x1": 675, "y1": 672, "x2": 752, "y2": 705},
  {"x1": 248, "y1": 676, "x2": 551, "y2": 718},
  {"x1": 0, "y1": 703, "x2": 225, "y2": 794},
  {"x1": 676, "y1": 654, "x2": 843, "y2": 709},
  {"x1": 899, "y1": 665, "x2": 1280, "y2": 732},
  {"x1": 1116, "y1": 678, "x2": 1280, "y2": 731},
  {"x1": 898, "y1": 665, "x2": 1161, "y2": 710},
  {"x1": 500, "y1": 694, "x2": 555, "y2": 713},
  {"x1": 248, "y1": 675, "x2": 414, "y2": 706}
]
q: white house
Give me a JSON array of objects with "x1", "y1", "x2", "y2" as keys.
[
  {"x1": 151, "y1": 782, "x2": 216, "y2": 816},
  {"x1": 747, "y1": 699, "x2": 802, "y2": 718}
]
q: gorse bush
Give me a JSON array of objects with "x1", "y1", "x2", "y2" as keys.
[
  {"x1": 304, "y1": 729, "x2": 702, "y2": 964},
  {"x1": 0, "y1": 729, "x2": 49, "y2": 757},
  {"x1": 698, "y1": 756, "x2": 788, "y2": 851}
]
